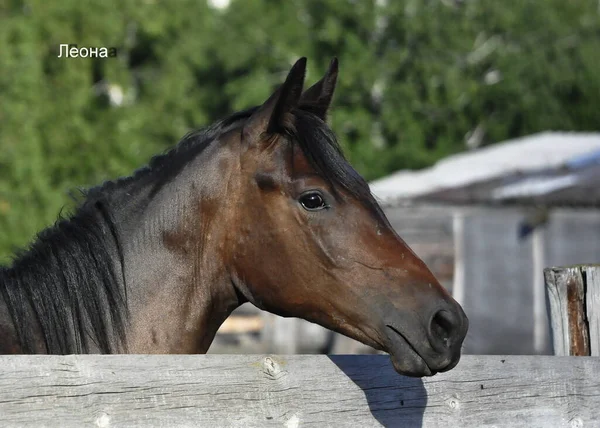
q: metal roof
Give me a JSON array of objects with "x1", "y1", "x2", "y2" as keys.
[{"x1": 369, "y1": 132, "x2": 600, "y2": 206}]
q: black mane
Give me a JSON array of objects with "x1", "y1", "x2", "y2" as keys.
[
  {"x1": 89, "y1": 105, "x2": 378, "y2": 212},
  {"x1": 0, "y1": 199, "x2": 127, "y2": 354},
  {"x1": 0, "y1": 106, "x2": 380, "y2": 354}
]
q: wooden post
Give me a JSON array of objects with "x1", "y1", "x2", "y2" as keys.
[
  {"x1": 544, "y1": 265, "x2": 600, "y2": 356},
  {"x1": 452, "y1": 211, "x2": 465, "y2": 306},
  {"x1": 585, "y1": 267, "x2": 600, "y2": 356},
  {"x1": 532, "y1": 227, "x2": 548, "y2": 353}
]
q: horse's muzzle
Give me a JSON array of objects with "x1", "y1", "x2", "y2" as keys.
[{"x1": 383, "y1": 299, "x2": 469, "y2": 377}]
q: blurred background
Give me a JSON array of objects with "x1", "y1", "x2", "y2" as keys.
[{"x1": 1, "y1": 0, "x2": 599, "y2": 356}]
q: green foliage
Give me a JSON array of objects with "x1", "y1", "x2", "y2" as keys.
[{"x1": 1, "y1": 0, "x2": 599, "y2": 262}]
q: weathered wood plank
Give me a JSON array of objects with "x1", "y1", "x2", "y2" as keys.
[
  {"x1": 584, "y1": 266, "x2": 600, "y2": 356},
  {"x1": 544, "y1": 266, "x2": 590, "y2": 355},
  {"x1": 0, "y1": 355, "x2": 598, "y2": 427}
]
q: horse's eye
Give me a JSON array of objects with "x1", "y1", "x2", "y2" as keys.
[{"x1": 299, "y1": 192, "x2": 327, "y2": 211}]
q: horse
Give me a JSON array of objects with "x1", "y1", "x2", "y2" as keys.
[{"x1": 0, "y1": 58, "x2": 468, "y2": 377}]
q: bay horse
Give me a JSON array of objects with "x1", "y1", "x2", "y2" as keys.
[{"x1": 0, "y1": 58, "x2": 467, "y2": 377}]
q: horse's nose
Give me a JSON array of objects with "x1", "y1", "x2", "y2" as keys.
[{"x1": 427, "y1": 302, "x2": 468, "y2": 354}]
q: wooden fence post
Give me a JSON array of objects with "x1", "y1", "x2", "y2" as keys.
[{"x1": 544, "y1": 265, "x2": 600, "y2": 356}]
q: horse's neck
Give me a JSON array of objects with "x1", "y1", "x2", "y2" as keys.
[
  {"x1": 0, "y1": 143, "x2": 244, "y2": 355},
  {"x1": 115, "y1": 168, "x2": 242, "y2": 354}
]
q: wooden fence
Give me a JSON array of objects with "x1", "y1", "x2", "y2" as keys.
[
  {"x1": 0, "y1": 354, "x2": 598, "y2": 427},
  {"x1": 1, "y1": 263, "x2": 598, "y2": 427}
]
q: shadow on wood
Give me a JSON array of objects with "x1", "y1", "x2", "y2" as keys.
[{"x1": 329, "y1": 355, "x2": 426, "y2": 427}]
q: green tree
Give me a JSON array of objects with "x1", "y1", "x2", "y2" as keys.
[
  {"x1": 376, "y1": 0, "x2": 600, "y2": 173},
  {"x1": 1, "y1": 0, "x2": 599, "y2": 262}
]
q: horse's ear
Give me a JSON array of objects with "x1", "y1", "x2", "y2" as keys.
[
  {"x1": 299, "y1": 57, "x2": 338, "y2": 121},
  {"x1": 243, "y1": 57, "x2": 307, "y2": 143}
]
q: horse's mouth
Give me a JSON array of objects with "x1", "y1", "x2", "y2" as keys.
[{"x1": 385, "y1": 325, "x2": 435, "y2": 377}]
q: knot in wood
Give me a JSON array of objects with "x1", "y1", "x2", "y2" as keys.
[
  {"x1": 262, "y1": 356, "x2": 285, "y2": 380},
  {"x1": 569, "y1": 417, "x2": 583, "y2": 428},
  {"x1": 447, "y1": 397, "x2": 460, "y2": 410},
  {"x1": 94, "y1": 412, "x2": 111, "y2": 427}
]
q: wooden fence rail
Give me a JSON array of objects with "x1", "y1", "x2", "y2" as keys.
[
  {"x1": 545, "y1": 265, "x2": 600, "y2": 356},
  {"x1": 0, "y1": 354, "x2": 598, "y2": 427}
]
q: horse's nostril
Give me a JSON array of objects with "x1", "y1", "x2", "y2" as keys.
[{"x1": 430, "y1": 310, "x2": 455, "y2": 347}]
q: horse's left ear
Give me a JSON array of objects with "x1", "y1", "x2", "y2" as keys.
[
  {"x1": 243, "y1": 58, "x2": 307, "y2": 143},
  {"x1": 299, "y1": 57, "x2": 338, "y2": 121}
]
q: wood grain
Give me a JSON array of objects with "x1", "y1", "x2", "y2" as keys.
[
  {"x1": 545, "y1": 265, "x2": 600, "y2": 357},
  {"x1": 584, "y1": 266, "x2": 600, "y2": 357},
  {"x1": 545, "y1": 266, "x2": 590, "y2": 355},
  {"x1": 0, "y1": 355, "x2": 598, "y2": 427}
]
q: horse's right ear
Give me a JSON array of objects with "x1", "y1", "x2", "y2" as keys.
[
  {"x1": 299, "y1": 58, "x2": 338, "y2": 121},
  {"x1": 243, "y1": 58, "x2": 307, "y2": 145}
]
